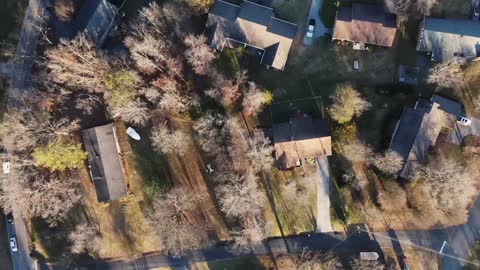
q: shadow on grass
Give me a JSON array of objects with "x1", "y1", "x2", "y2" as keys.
[{"x1": 31, "y1": 217, "x2": 69, "y2": 260}]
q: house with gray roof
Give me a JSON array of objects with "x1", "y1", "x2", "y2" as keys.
[
  {"x1": 417, "y1": 17, "x2": 480, "y2": 62},
  {"x1": 273, "y1": 115, "x2": 332, "y2": 170},
  {"x1": 389, "y1": 95, "x2": 462, "y2": 179},
  {"x1": 82, "y1": 124, "x2": 128, "y2": 203},
  {"x1": 205, "y1": 0, "x2": 297, "y2": 70},
  {"x1": 77, "y1": 0, "x2": 123, "y2": 47}
]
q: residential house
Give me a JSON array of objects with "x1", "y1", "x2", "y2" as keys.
[
  {"x1": 205, "y1": 0, "x2": 297, "y2": 70},
  {"x1": 417, "y1": 17, "x2": 480, "y2": 62},
  {"x1": 332, "y1": 4, "x2": 397, "y2": 48},
  {"x1": 389, "y1": 95, "x2": 462, "y2": 179},
  {"x1": 77, "y1": 0, "x2": 123, "y2": 47},
  {"x1": 272, "y1": 115, "x2": 332, "y2": 170},
  {"x1": 82, "y1": 124, "x2": 128, "y2": 202}
]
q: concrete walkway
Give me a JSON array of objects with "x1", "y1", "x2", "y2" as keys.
[
  {"x1": 315, "y1": 156, "x2": 333, "y2": 232},
  {"x1": 303, "y1": 0, "x2": 329, "y2": 45}
]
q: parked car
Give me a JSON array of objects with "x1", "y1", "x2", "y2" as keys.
[
  {"x1": 306, "y1": 19, "x2": 315, "y2": 38},
  {"x1": 6, "y1": 213, "x2": 13, "y2": 224},
  {"x1": 9, "y1": 238, "x2": 17, "y2": 252},
  {"x1": 457, "y1": 116, "x2": 472, "y2": 126},
  {"x1": 353, "y1": 60, "x2": 360, "y2": 70},
  {"x1": 473, "y1": 2, "x2": 480, "y2": 20}
]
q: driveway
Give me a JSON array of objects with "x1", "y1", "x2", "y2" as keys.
[
  {"x1": 448, "y1": 118, "x2": 480, "y2": 145},
  {"x1": 303, "y1": 0, "x2": 329, "y2": 45},
  {"x1": 315, "y1": 156, "x2": 333, "y2": 232}
]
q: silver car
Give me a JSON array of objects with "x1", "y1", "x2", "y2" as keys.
[{"x1": 10, "y1": 238, "x2": 17, "y2": 252}]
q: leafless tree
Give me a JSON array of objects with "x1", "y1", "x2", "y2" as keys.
[
  {"x1": 329, "y1": 84, "x2": 370, "y2": 124},
  {"x1": 158, "y1": 89, "x2": 189, "y2": 114},
  {"x1": 242, "y1": 82, "x2": 272, "y2": 116},
  {"x1": 74, "y1": 93, "x2": 103, "y2": 115},
  {"x1": 230, "y1": 214, "x2": 266, "y2": 254},
  {"x1": 68, "y1": 223, "x2": 101, "y2": 255},
  {"x1": 340, "y1": 140, "x2": 373, "y2": 163},
  {"x1": 393, "y1": 0, "x2": 412, "y2": 22},
  {"x1": 427, "y1": 57, "x2": 467, "y2": 89},
  {"x1": 151, "y1": 128, "x2": 192, "y2": 156},
  {"x1": 193, "y1": 113, "x2": 226, "y2": 154},
  {"x1": 226, "y1": 116, "x2": 249, "y2": 171},
  {"x1": 124, "y1": 34, "x2": 167, "y2": 74},
  {"x1": 54, "y1": 0, "x2": 76, "y2": 22},
  {"x1": 351, "y1": 258, "x2": 386, "y2": 270},
  {"x1": 373, "y1": 150, "x2": 404, "y2": 175},
  {"x1": 377, "y1": 180, "x2": 408, "y2": 212},
  {"x1": 277, "y1": 249, "x2": 342, "y2": 270},
  {"x1": 41, "y1": 34, "x2": 111, "y2": 92},
  {"x1": 246, "y1": 136, "x2": 274, "y2": 172},
  {"x1": 149, "y1": 187, "x2": 210, "y2": 257},
  {"x1": 415, "y1": 159, "x2": 477, "y2": 216},
  {"x1": 184, "y1": 34, "x2": 215, "y2": 75},
  {"x1": 140, "y1": 87, "x2": 162, "y2": 103},
  {"x1": 110, "y1": 98, "x2": 149, "y2": 126},
  {"x1": 417, "y1": 0, "x2": 438, "y2": 16},
  {"x1": 215, "y1": 172, "x2": 266, "y2": 219}
]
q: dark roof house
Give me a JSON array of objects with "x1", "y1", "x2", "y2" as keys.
[
  {"x1": 389, "y1": 95, "x2": 462, "y2": 179},
  {"x1": 273, "y1": 116, "x2": 332, "y2": 170},
  {"x1": 417, "y1": 17, "x2": 480, "y2": 62},
  {"x1": 205, "y1": 0, "x2": 297, "y2": 70},
  {"x1": 332, "y1": 4, "x2": 397, "y2": 47},
  {"x1": 77, "y1": 0, "x2": 122, "y2": 47},
  {"x1": 82, "y1": 124, "x2": 127, "y2": 203}
]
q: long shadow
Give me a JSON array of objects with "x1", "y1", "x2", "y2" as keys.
[{"x1": 387, "y1": 229, "x2": 405, "y2": 267}]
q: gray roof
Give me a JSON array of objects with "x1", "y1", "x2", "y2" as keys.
[
  {"x1": 82, "y1": 124, "x2": 127, "y2": 202},
  {"x1": 205, "y1": 0, "x2": 297, "y2": 70},
  {"x1": 77, "y1": 0, "x2": 119, "y2": 47},
  {"x1": 417, "y1": 17, "x2": 480, "y2": 62},
  {"x1": 389, "y1": 95, "x2": 462, "y2": 179}
]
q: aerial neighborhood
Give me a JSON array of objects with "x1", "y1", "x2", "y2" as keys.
[{"x1": 0, "y1": 0, "x2": 480, "y2": 269}]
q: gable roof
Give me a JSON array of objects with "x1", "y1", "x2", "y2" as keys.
[
  {"x1": 82, "y1": 124, "x2": 127, "y2": 202},
  {"x1": 273, "y1": 116, "x2": 332, "y2": 169},
  {"x1": 77, "y1": 0, "x2": 120, "y2": 47},
  {"x1": 417, "y1": 17, "x2": 480, "y2": 62},
  {"x1": 389, "y1": 95, "x2": 462, "y2": 178},
  {"x1": 332, "y1": 4, "x2": 397, "y2": 47},
  {"x1": 205, "y1": 0, "x2": 297, "y2": 70}
]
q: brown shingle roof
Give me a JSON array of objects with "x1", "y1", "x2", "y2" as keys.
[
  {"x1": 332, "y1": 4, "x2": 397, "y2": 47},
  {"x1": 273, "y1": 116, "x2": 332, "y2": 169}
]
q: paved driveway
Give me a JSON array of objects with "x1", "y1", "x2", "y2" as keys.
[
  {"x1": 448, "y1": 118, "x2": 480, "y2": 145},
  {"x1": 303, "y1": 0, "x2": 329, "y2": 45},
  {"x1": 315, "y1": 156, "x2": 333, "y2": 232}
]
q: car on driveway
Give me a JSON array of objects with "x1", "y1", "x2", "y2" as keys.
[
  {"x1": 457, "y1": 116, "x2": 472, "y2": 126},
  {"x1": 6, "y1": 213, "x2": 13, "y2": 223},
  {"x1": 306, "y1": 19, "x2": 315, "y2": 38},
  {"x1": 10, "y1": 238, "x2": 18, "y2": 252}
]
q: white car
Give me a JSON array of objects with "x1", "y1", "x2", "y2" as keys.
[
  {"x1": 10, "y1": 238, "x2": 17, "y2": 252},
  {"x1": 353, "y1": 60, "x2": 359, "y2": 70},
  {"x1": 2, "y1": 161, "x2": 10, "y2": 174},
  {"x1": 306, "y1": 19, "x2": 315, "y2": 38},
  {"x1": 457, "y1": 116, "x2": 472, "y2": 126}
]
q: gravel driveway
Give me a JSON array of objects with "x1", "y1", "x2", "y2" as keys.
[{"x1": 315, "y1": 156, "x2": 334, "y2": 232}]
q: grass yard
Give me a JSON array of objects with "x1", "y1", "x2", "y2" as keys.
[{"x1": 263, "y1": 167, "x2": 318, "y2": 237}]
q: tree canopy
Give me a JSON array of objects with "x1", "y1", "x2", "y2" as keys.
[{"x1": 32, "y1": 139, "x2": 87, "y2": 171}]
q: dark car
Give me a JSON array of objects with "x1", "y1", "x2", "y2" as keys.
[{"x1": 6, "y1": 213, "x2": 13, "y2": 223}]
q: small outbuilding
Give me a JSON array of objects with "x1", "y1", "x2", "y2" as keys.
[
  {"x1": 82, "y1": 124, "x2": 127, "y2": 203},
  {"x1": 272, "y1": 115, "x2": 332, "y2": 170}
]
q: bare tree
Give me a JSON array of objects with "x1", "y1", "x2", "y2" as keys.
[
  {"x1": 226, "y1": 116, "x2": 249, "y2": 171},
  {"x1": 75, "y1": 93, "x2": 103, "y2": 115},
  {"x1": 242, "y1": 82, "x2": 272, "y2": 116},
  {"x1": 340, "y1": 140, "x2": 373, "y2": 163},
  {"x1": 230, "y1": 215, "x2": 265, "y2": 254},
  {"x1": 54, "y1": 0, "x2": 77, "y2": 22},
  {"x1": 351, "y1": 258, "x2": 386, "y2": 270},
  {"x1": 393, "y1": 0, "x2": 412, "y2": 22},
  {"x1": 149, "y1": 188, "x2": 210, "y2": 257},
  {"x1": 215, "y1": 172, "x2": 266, "y2": 219},
  {"x1": 158, "y1": 89, "x2": 189, "y2": 114},
  {"x1": 68, "y1": 223, "x2": 101, "y2": 255},
  {"x1": 41, "y1": 34, "x2": 111, "y2": 92},
  {"x1": 415, "y1": 159, "x2": 477, "y2": 216},
  {"x1": 141, "y1": 87, "x2": 162, "y2": 103},
  {"x1": 417, "y1": 0, "x2": 438, "y2": 16},
  {"x1": 151, "y1": 128, "x2": 192, "y2": 156},
  {"x1": 373, "y1": 150, "x2": 404, "y2": 175},
  {"x1": 427, "y1": 57, "x2": 467, "y2": 89},
  {"x1": 110, "y1": 98, "x2": 149, "y2": 126},
  {"x1": 184, "y1": 34, "x2": 215, "y2": 75},
  {"x1": 193, "y1": 113, "x2": 226, "y2": 154},
  {"x1": 246, "y1": 136, "x2": 274, "y2": 172},
  {"x1": 277, "y1": 249, "x2": 342, "y2": 270},
  {"x1": 377, "y1": 180, "x2": 408, "y2": 212},
  {"x1": 124, "y1": 34, "x2": 167, "y2": 74}
]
